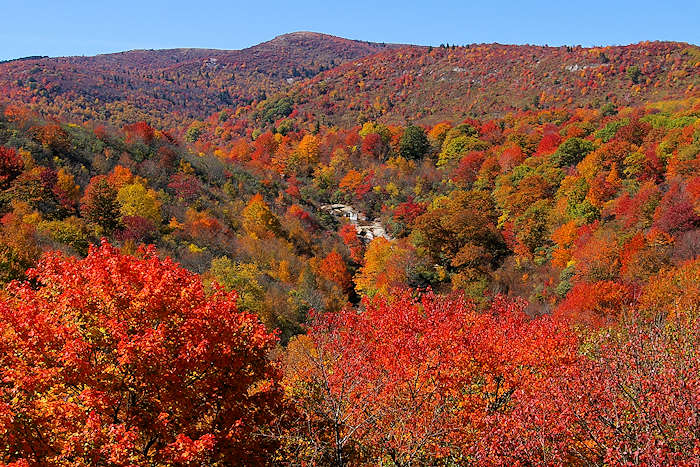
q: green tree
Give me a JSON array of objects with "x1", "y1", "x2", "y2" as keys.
[
  {"x1": 208, "y1": 257, "x2": 266, "y2": 317},
  {"x1": 399, "y1": 125, "x2": 431, "y2": 160},
  {"x1": 184, "y1": 121, "x2": 204, "y2": 143},
  {"x1": 627, "y1": 65, "x2": 642, "y2": 84},
  {"x1": 553, "y1": 137, "x2": 594, "y2": 167}
]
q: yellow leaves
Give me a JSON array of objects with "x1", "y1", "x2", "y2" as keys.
[
  {"x1": 179, "y1": 160, "x2": 195, "y2": 174},
  {"x1": 576, "y1": 150, "x2": 603, "y2": 184},
  {"x1": 372, "y1": 96, "x2": 384, "y2": 112},
  {"x1": 355, "y1": 238, "x2": 413, "y2": 297},
  {"x1": 207, "y1": 257, "x2": 266, "y2": 319},
  {"x1": 275, "y1": 260, "x2": 292, "y2": 283},
  {"x1": 116, "y1": 183, "x2": 162, "y2": 224},
  {"x1": 241, "y1": 194, "x2": 281, "y2": 240},
  {"x1": 414, "y1": 179, "x2": 424, "y2": 196},
  {"x1": 188, "y1": 243, "x2": 205, "y2": 253},
  {"x1": 385, "y1": 182, "x2": 400, "y2": 197},
  {"x1": 18, "y1": 148, "x2": 34, "y2": 170},
  {"x1": 55, "y1": 168, "x2": 80, "y2": 204},
  {"x1": 10, "y1": 200, "x2": 41, "y2": 225},
  {"x1": 386, "y1": 156, "x2": 416, "y2": 174},
  {"x1": 429, "y1": 194, "x2": 450, "y2": 210},
  {"x1": 296, "y1": 134, "x2": 320, "y2": 164},
  {"x1": 282, "y1": 334, "x2": 319, "y2": 387},
  {"x1": 359, "y1": 121, "x2": 390, "y2": 140}
]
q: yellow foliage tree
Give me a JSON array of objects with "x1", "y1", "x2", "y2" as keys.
[
  {"x1": 116, "y1": 183, "x2": 162, "y2": 225},
  {"x1": 355, "y1": 238, "x2": 413, "y2": 297},
  {"x1": 296, "y1": 134, "x2": 321, "y2": 164},
  {"x1": 55, "y1": 168, "x2": 81, "y2": 206},
  {"x1": 241, "y1": 194, "x2": 281, "y2": 240}
]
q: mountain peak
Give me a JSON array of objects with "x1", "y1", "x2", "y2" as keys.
[{"x1": 270, "y1": 31, "x2": 328, "y2": 40}]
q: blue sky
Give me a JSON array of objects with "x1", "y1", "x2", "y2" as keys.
[{"x1": 2, "y1": 0, "x2": 699, "y2": 61}]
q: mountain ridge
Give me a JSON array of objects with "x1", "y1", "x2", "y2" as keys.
[
  {"x1": 0, "y1": 33, "x2": 698, "y2": 130},
  {"x1": 0, "y1": 32, "x2": 398, "y2": 127}
]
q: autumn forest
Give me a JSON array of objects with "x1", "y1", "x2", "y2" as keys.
[{"x1": 0, "y1": 30, "x2": 698, "y2": 465}]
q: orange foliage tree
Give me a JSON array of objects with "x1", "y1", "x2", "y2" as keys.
[{"x1": 0, "y1": 242, "x2": 284, "y2": 465}]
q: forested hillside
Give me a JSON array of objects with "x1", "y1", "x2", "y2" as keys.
[
  {"x1": 286, "y1": 41, "x2": 700, "y2": 124},
  {"x1": 0, "y1": 32, "x2": 698, "y2": 465},
  {"x1": 3, "y1": 35, "x2": 698, "y2": 130},
  {"x1": 0, "y1": 32, "x2": 398, "y2": 128}
]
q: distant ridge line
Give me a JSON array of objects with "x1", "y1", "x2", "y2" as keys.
[{"x1": 0, "y1": 55, "x2": 48, "y2": 64}]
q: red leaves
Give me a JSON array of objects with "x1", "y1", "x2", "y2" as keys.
[
  {"x1": 115, "y1": 215, "x2": 156, "y2": 243},
  {"x1": 0, "y1": 146, "x2": 24, "y2": 188},
  {"x1": 286, "y1": 286, "x2": 700, "y2": 464},
  {"x1": 391, "y1": 197, "x2": 425, "y2": 227},
  {"x1": 361, "y1": 132, "x2": 386, "y2": 158},
  {"x1": 338, "y1": 223, "x2": 365, "y2": 264},
  {"x1": 288, "y1": 291, "x2": 577, "y2": 464},
  {"x1": 123, "y1": 121, "x2": 155, "y2": 145},
  {"x1": 653, "y1": 180, "x2": 700, "y2": 233},
  {"x1": 167, "y1": 173, "x2": 202, "y2": 201},
  {"x1": 552, "y1": 310, "x2": 700, "y2": 465},
  {"x1": 0, "y1": 242, "x2": 283, "y2": 464},
  {"x1": 535, "y1": 126, "x2": 562, "y2": 155}
]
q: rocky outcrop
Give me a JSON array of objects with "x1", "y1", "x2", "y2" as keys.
[{"x1": 321, "y1": 204, "x2": 391, "y2": 242}]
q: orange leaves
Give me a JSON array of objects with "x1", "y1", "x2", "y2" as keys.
[
  {"x1": 637, "y1": 258, "x2": 700, "y2": 321},
  {"x1": 106, "y1": 165, "x2": 140, "y2": 189},
  {"x1": 183, "y1": 208, "x2": 224, "y2": 242},
  {"x1": 32, "y1": 124, "x2": 70, "y2": 154},
  {"x1": 338, "y1": 169, "x2": 372, "y2": 199},
  {"x1": 296, "y1": 134, "x2": 321, "y2": 164},
  {"x1": 317, "y1": 250, "x2": 352, "y2": 292},
  {"x1": 554, "y1": 280, "x2": 635, "y2": 325},
  {"x1": 79, "y1": 175, "x2": 120, "y2": 233},
  {"x1": 229, "y1": 138, "x2": 252, "y2": 162},
  {"x1": 551, "y1": 220, "x2": 579, "y2": 267},
  {"x1": 0, "y1": 242, "x2": 283, "y2": 464},
  {"x1": 338, "y1": 169, "x2": 363, "y2": 192}
]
